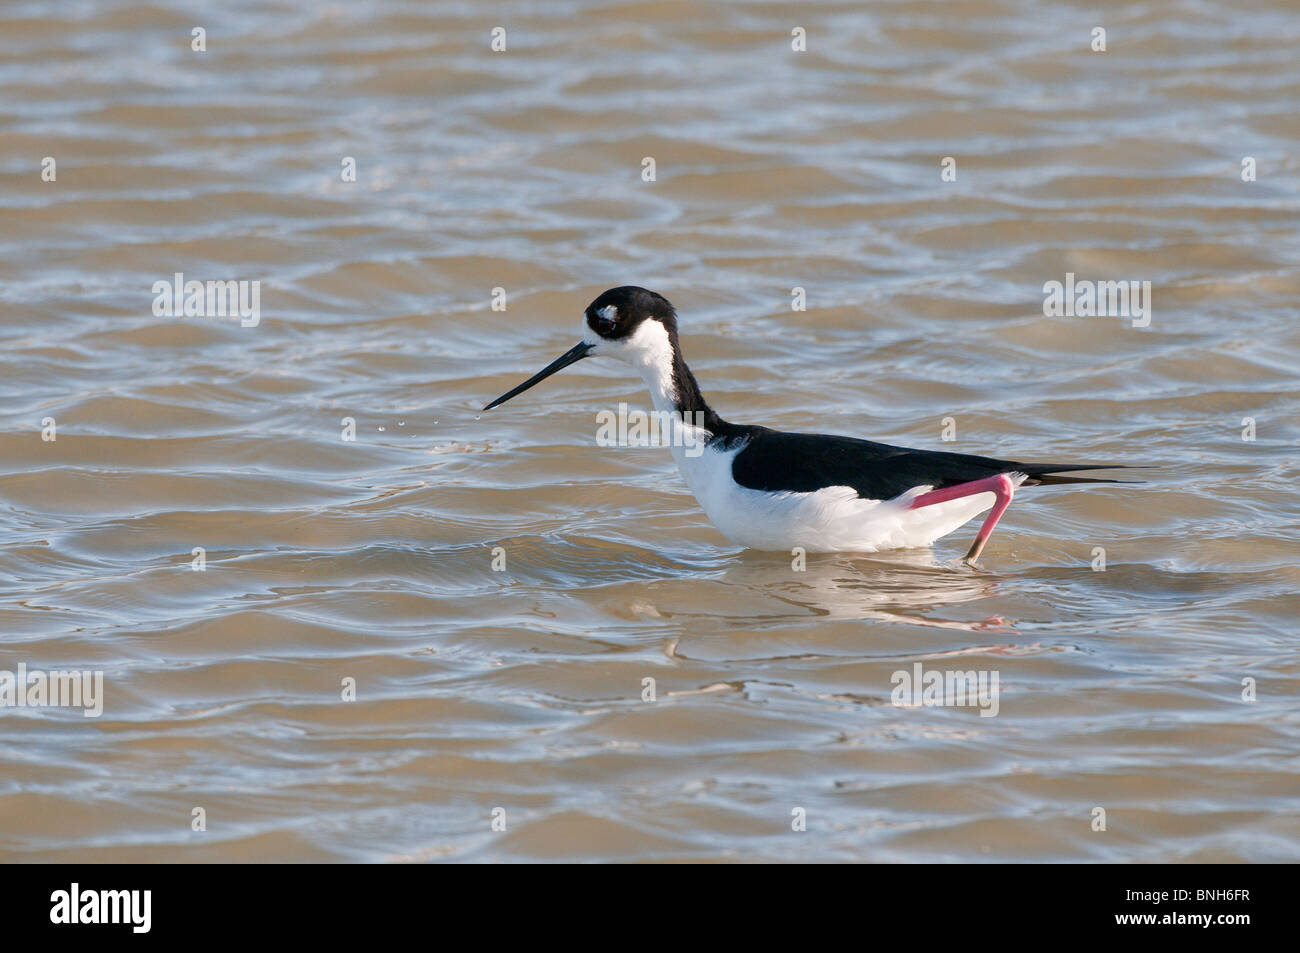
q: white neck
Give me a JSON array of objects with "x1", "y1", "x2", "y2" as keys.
[
  {"x1": 624, "y1": 322, "x2": 714, "y2": 476},
  {"x1": 584, "y1": 318, "x2": 717, "y2": 477},
  {"x1": 622, "y1": 320, "x2": 682, "y2": 415}
]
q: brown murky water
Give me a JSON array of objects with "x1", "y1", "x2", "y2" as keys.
[{"x1": 1, "y1": 0, "x2": 1298, "y2": 862}]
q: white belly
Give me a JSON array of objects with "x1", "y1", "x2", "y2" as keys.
[{"x1": 673, "y1": 442, "x2": 995, "y2": 553}]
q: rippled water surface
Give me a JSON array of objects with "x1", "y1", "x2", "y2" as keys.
[{"x1": 2, "y1": 0, "x2": 1299, "y2": 862}]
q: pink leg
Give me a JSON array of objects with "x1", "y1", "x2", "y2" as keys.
[{"x1": 908, "y1": 473, "x2": 1017, "y2": 564}]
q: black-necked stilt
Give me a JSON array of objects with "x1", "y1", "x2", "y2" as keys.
[{"x1": 483, "y1": 286, "x2": 1134, "y2": 563}]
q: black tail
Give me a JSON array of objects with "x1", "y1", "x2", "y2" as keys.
[{"x1": 1017, "y1": 463, "x2": 1150, "y2": 486}]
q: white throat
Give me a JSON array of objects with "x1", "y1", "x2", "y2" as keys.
[
  {"x1": 629, "y1": 322, "x2": 681, "y2": 416},
  {"x1": 585, "y1": 318, "x2": 682, "y2": 415},
  {"x1": 584, "y1": 317, "x2": 718, "y2": 479}
]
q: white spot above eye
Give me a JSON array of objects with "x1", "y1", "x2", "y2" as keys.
[{"x1": 599, "y1": 305, "x2": 618, "y2": 322}]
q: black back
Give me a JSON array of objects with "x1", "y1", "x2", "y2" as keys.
[
  {"x1": 724, "y1": 427, "x2": 1027, "y2": 500},
  {"x1": 721, "y1": 426, "x2": 1127, "y2": 500}
]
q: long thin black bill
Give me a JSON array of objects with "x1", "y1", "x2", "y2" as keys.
[{"x1": 482, "y1": 341, "x2": 594, "y2": 410}]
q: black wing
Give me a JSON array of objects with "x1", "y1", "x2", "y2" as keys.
[{"x1": 726, "y1": 426, "x2": 1130, "y2": 502}]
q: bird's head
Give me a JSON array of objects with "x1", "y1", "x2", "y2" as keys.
[{"x1": 483, "y1": 286, "x2": 678, "y2": 410}]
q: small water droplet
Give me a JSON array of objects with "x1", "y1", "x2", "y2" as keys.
[
  {"x1": 398, "y1": 420, "x2": 405, "y2": 427},
  {"x1": 378, "y1": 426, "x2": 386, "y2": 432}
]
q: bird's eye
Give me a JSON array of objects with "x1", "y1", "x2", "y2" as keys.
[{"x1": 592, "y1": 308, "x2": 617, "y2": 333}]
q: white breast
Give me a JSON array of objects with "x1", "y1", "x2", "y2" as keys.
[{"x1": 674, "y1": 440, "x2": 995, "y2": 554}]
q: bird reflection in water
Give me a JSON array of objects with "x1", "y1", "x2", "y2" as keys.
[{"x1": 716, "y1": 548, "x2": 1016, "y2": 633}]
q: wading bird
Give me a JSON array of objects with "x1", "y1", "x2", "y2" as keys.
[{"x1": 484, "y1": 287, "x2": 1132, "y2": 563}]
